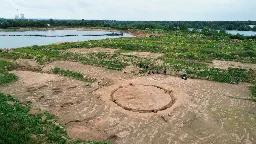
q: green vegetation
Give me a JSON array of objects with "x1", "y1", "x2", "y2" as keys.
[
  {"x1": 0, "y1": 93, "x2": 107, "y2": 144},
  {"x1": 1, "y1": 30, "x2": 254, "y2": 84},
  {"x1": 1, "y1": 19, "x2": 256, "y2": 31},
  {"x1": 0, "y1": 60, "x2": 104, "y2": 143},
  {"x1": 53, "y1": 67, "x2": 96, "y2": 83},
  {"x1": 0, "y1": 59, "x2": 17, "y2": 85},
  {"x1": 14, "y1": 46, "x2": 71, "y2": 64},
  {"x1": 22, "y1": 30, "x2": 253, "y2": 63},
  {"x1": 251, "y1": 83, "x2": 256, "y2": 102},
  {"x1": 0, "y1": 49, "x2": 33, "y2": 60},
  {"x1": 229, "y1": 34, "x2": 256, "y2": 40},
  {"x1": 162, "y1": 58, "x2": 255, "y2": 83},
  {"x1": 0, "y1": 29, "x2": 255, "y2": 99},
  {"x1": 0, "y1": 25, "x2": 255, "y2": 143},
  {"x1": 0, "y1": 93, "x2": 67, "y2": 143},
  {"x1": 75, "y1": 52, "x2": 129, "y2": 70}
]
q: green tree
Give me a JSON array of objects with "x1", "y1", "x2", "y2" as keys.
[
  {"x1": 252, "y1": 26, "x2": 256, "y2": 31},
  {"x1": 49, "y1": 19, "x2": 54, "y2": 26},
  {"x1": 1, "y1": 20, "x2": 10, "y2": 28},
  {"x1": 219, "y1": 28, "x2": 227, "y2": 35}
]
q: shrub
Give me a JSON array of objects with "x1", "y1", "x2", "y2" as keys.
[
  {"x1": 0, "y1": 60, "x2": 17, "y2": 85},
  {"x1": 0, "y1": 93, "x2": 107, "y2": 144},
  {"x1": 53, "y1": 67, "x2": 96, "y2": 83}
]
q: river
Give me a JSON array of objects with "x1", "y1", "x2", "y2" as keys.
[
  {"x1": 225, "y1": 30, "x2": 256, "y2": 36},
  {"x1": 1, "y1": 29, "x2": 255, "y2": 49},
  {"x1": 188, "y1": 28, "x2": 256, "y2": 36},
  {"x1": 0, "y1": 30, "x2": 132, "y2": 49}
]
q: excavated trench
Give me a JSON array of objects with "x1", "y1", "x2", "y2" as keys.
[{"x1": 110, "y1": 84, "x2": 176, "y2": 113}]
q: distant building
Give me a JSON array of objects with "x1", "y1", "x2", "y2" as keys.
[
  {"x1": 14, "y1": 14, "x2": 26, "y2": 20},
  {"x1": 20, "y1": 14, "x2": 25, "y2": 19},
  {"x1": 15, "y1": 15, "x2": 19, "y2": 19}
]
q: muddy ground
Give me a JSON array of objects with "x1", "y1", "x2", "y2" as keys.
[{"x1": 0, "y1": 59, "x2": 256, "y2": 144}]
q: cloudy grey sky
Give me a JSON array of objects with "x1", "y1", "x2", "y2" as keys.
[{"x1": 1, "y1": 0, "x2": 255, "y2": 20}]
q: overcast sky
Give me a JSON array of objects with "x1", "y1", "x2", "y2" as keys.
[{"x1": 1, "y1": 0, "x2": 255, "y2": 21}]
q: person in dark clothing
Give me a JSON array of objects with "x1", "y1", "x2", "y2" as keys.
[{"x1": 181, "y1": 72, "x2": 187, "y2": 80}]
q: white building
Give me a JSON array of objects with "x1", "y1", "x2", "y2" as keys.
[
  {"x1": 15, "y1": 15, "x2": 19, "y2": 19},
  {"x1": 20, "y1": 14, "x2": 25, "y2": 19}
]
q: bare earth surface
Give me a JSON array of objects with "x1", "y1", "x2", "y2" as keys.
[
  {"x1": 111, "y1": 85, "x2": 173, "y2": 111},
  {"x1": 121, "y1": 51, "x2": 164, "y2": 59},
  {"x1": 212, "y1": 60, "x2": 256, "y2": 70},
  {"x1": 1, "y1": 60, "x2": 256, "y2": 144},
  {"x1": 67, "y1": 47, "x2": 118, "y2": 55},
  {"x1": 67, "y1": 47, "x2": 164, "y2": 59}
]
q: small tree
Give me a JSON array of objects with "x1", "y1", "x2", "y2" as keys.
[
  {"x1": 1, "y1": 20, "x2": 10, "y2": 28},
  {"x1": 252, "y1": 26, "x2": 256, "y2": 31},
  {"x1": 219, "y1": 28, "x2": 227, "y2": 35}
]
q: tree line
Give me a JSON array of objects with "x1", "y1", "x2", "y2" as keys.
[{"x1": 0, "y1": 19, "x2": 256, "y2": 31}]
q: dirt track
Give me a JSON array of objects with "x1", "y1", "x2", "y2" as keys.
[
  {"x1": 212, "y1": 60, "x2": 256, "y2": 70},
  {"x1": 0, "y1": 60, "x2": 255, "y2": 144}
]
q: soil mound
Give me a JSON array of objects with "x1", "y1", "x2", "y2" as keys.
[{"x1": 111, "y1": 84, "x2": 175, "y2": 113}]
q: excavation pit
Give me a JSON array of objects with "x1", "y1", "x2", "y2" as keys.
[{"x1": 111, "y1": 84, "x2": 175, "y2": 113}]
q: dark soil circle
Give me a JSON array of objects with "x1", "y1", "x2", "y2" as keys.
[{"x1": 111, "y1": 84, "x2": 175, "y2": 113}]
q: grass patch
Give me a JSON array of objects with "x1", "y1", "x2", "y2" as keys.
[
  {"x1": 0, "y1": 60, "x2": 104, "y2": 143},
  {"x1": 250, "y1": 84, "x2": 256, "y2": 102},
  {"x1": 0, "y1": 93, "x2": 67, "y2": 143},
  {"x1": 75, "y1": 52, "x2": 129, "y2": 71},
  {"x1": 0, "y1": 50, "x2": 33, "y2": 60},
  {"x1": 14, "y1": 47, "x2": 68, "y2": 64},
  {"x1": 0, "y1": 59, "x2": 17, "y2": 85},
  {"x1": 52, "y1": 67, "x2": 96, "y2": 83},
  {"x1": 0, "y1": 93, "x2": 107, "y2": 144},
  {"x1": 1, "y1": 30, "x2": 255, "y2": 84}
]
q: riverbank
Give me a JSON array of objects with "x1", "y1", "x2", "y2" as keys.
[
  {"x1": 0, "y1": 29, "x2": 134, "y2": 49},
  {"x1": 0, "y1": 29, "x2": 255, "y2": 144},
  {"x1": 0, "y1": 27, "x2": 113, "y2": 31},
  {"x1": 0, "y1": 27, "x2": 148, "y2": 37}
]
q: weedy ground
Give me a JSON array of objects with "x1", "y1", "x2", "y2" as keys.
[{"x1": 0, "y1": 29, "x2": 255, "y2": 143}]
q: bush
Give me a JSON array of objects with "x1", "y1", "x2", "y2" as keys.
[
  {"x1": 53, "y1": 67, "x2": 96, "y2": 83},
  {"x1": 0, "y1": 93, "x2": 67, "y2": 143},
  {"x1": 0, "y1": 93, "x2": 107, "y2": 144},
  {"x1": 251, "y1": 84, "x2": 256, "y2": 102},
  {"x1": 0, "y1": 60, "x2": 17, "y2": 85}
]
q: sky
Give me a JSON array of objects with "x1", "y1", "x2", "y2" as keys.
[{"x1": 1, "y1": 0, "x2": 255, "y2": 21}]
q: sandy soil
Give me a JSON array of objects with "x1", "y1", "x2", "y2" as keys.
[
  {"x1": 67, "y1": 47, "x2": 118, "y2": 55},
  {"x1": 123, "y1": 30, "x2": 148, "y2": 37},
  {"x1": 15, "y1": 59, "x2": 43, "y2": 71},
  {"x1": 1, "y1": 60, "x2": 255, "y2": 144},
  {"x1": 68, "y1": 47, "x2": 163, "y2": 62},
  {"x1": 111, "y1": 84, "x2": 173, "y2": 111},
  {"x1": 121, "y1": 51, "x2": 164, "y2": 59},
  {"x1": 212, "y1": 60, "x2": 256, "y2": 70},
  {"x1": 42, "y1": 61, "x2": 134, "y2": 81},
  {"x1": 121, "y1": 65, "x2": 141, "y2": 74}
]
